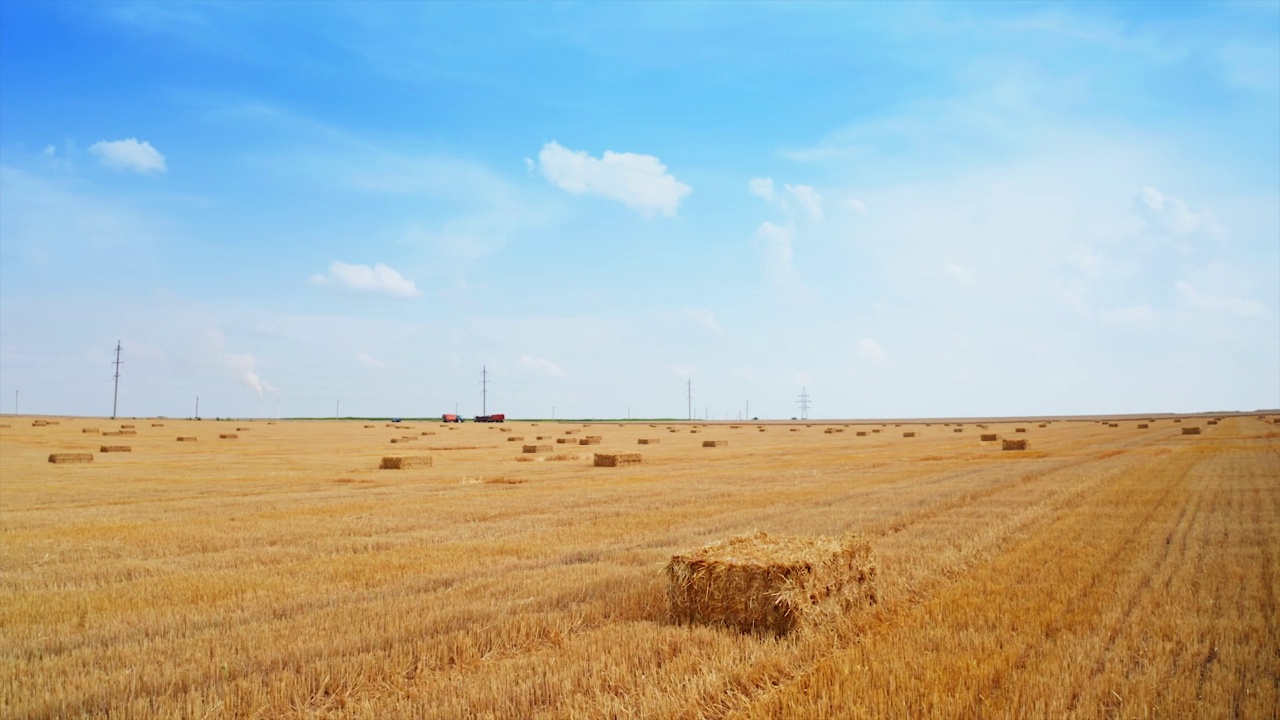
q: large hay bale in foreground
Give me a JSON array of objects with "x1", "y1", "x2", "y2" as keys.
[
  {"x1": 1182, "y1": 427, "x2": 1201, "y2": 435},
  {"x1": 99, "y1": 445, "x2": 131, "y2": 453},
  {"x1": 594, "y1": 452, "x2": 641, "y2": 467},
  {"x1": 48, "y1": 453, "x2": 93, "y2": 464},
  {"x1": 380, "y1": 455, "x2": 433, "y2": 469},
  {"x1": 702, "y1": 440, "x2": 727, "y2": 447},
  {"x1": 1002, "y1": 439, "x2": 1028, "y2": 451},
  {"x1": 666, "y1": 532, "x2": 877, "y2": 636}
]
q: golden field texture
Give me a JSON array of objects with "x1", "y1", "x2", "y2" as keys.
[{"x1": 1, "y1": 415, "x2": 1277, "y2": 718}]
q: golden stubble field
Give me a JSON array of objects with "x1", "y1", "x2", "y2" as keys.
[{"x1": 1, "y1": 414, "x2": 1278, "y2": 719}]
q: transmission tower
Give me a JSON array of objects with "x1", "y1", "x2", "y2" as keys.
[
  {"x1": 111, "y1": 341, "x2": 122, "y2": 419},
  {"x1": 686, "y1": 379, "x2": 693, "y2": 421},
  {"x1": 797, "y1": 387, "x2": 810, "y2": 420},
  {"x1": 481, "y1": 366, "x2": 489, "y2": 415}
]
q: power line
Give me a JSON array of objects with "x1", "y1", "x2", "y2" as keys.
[
  {"x1": 111, "y1": 341, "x2": 122, "y2": 419},
  {"x1": 797, "y1": 387, "x2": 810, "y2": 420}
]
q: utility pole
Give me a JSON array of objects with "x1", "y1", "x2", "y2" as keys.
[
  {"x1": 797, "y1": 388, "x2": 811, "y2": 420},
  {"x1": 481, "y1": 366, "x2": 488, "y2": 416},
  {"x1": 195, "y1": 396, "x2": 199, "y2": 419},
  {"x1": 336, "y1": 400, "x2": 340, "y2": 419},
  {"x1": 111, "y1": 340, "x2": 122, "y2": 419},
  {"x1": 686, "y1": 379, "x2": 692, "y2": 421}
]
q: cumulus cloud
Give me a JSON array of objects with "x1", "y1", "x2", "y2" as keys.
[
  {"x1": 89, "y1": 138, "x2": 167, "y2": 174},
  {"x1": 1176, "y1": 280, "x2": 1263, "y2": 317},
  {"x1": 309, "y1": 261, "x2": 420, "y2": 298},
  {"x1": 785, "y1": 184, "x2": 823, "y2": 220},
  {"x1": 1138, "y1": 186, "x2": 1222, "y2": 238},
  {"x1": 221, "y1": 350, "x2": 278, "y2": 398},
  {"x1": 519, "y1": 355, "x2": 567, "y2": 377},
  {"x1": 536, "y1": 141, "x2": 691, "y2": 217},
  {"x1": 749, "y1": 177, "x2": 775, "y2": 202},
  {"x1": 858, "y1": 337, "x2": 887, "y2": 365},
  {"x1": 357, "y1": 352, "x2": 388, "y2": 369}
]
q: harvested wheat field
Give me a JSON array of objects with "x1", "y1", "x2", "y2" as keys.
[{"x1": 1, "y1": 414, "x2": 1278, "y2": 718}]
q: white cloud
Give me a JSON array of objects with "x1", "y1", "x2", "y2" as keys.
[
  {"x1": 357, "y1": 352, "x2": 388, "y2": 369},
  {"x1": 749, "y1": 177, "x2": 775, "y2": 202},
  {"x1": 785, "y1": 184, "x2": 824, "y2": 221},
  {"x1": 858, "y1": 337, "x2": 887, "y2": 366},
  {"x1": 309, "y1": 261, "x2": 420, "y2": 299},
  {"x1": 1138, "y1": 186, "x2": 1222, "y2": 238},
  {"x1": 536, "y1": 141, "x2": 691, "y2": 217},
  {"x1": 755, "y1": 221, "x2": 810, "y2": 299},
  {"x1": 1176, "y1": 280, "x2": 1263, "y2": 317},
  {"x1": 519, "y1": 355, "x2": 566, "y2": 377},
  {"x1": 846, "y1": 197, "x2": 867, "y2": 214},
  {"x1": 682, "y1": 307, "x2": 725, "y2": 335},
  {"x1": 89, "y1": 138, "x2": 167, "y2": 174},
  {"x1": 42, "y1": 145, "x2": 56, "y2": 157}
]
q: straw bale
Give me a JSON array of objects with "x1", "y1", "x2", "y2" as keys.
[
  {"x1": 379, "y1": 455, "x2": 433, "y2": 470},
  {"x1": 1002, "y1": 439, "x2": 1028, "y2": 451},
  {"x1": 702, "y1": 440, "x2": 728, "y2": 447},
  {"x1": 790, "y1": 428, "x2": 799, "y2": 432},
  {"x1": 594, "y1": 452, "x2": 641, "y2": 467},
  {"x1": 176, "y1": 436, "x2": 197, "y2": 442},
  {"x1": 637, "y1": 438, "x2": 660, "y2": 445},
  {"x1": 120, "y1": 424, "x2": 135, "y2": 429},
  {"x1": 522, "y1": 444, "x2": 553, "y2": 453},
  {"x1": 537, "y1": 435, "x2": 549, "y2": 440},
  {"x1": 856, "y1": 431, "x2": 867, "y2": 436},
  {"x1": 1182, "y1": 427, "x2": 1201, "y2": 435},
  {"x1": 902, "y1": 432, "x2": 915, "y2": 438},
  {"x1": 421, "y1": 431, "x2": 436, "y2": 436},
  {"x1": 506, "y1": 436, "x2": 525, "y2": 442},
  {"x1": 578, "y1": 436, "x2": 602, "y2": 445},
  {"x1": 1137, "y1": 423, "x2": 1149, "y2": 429},
  {"x1": 48, "y1": 453, "x2": 93, "y2": 464},
  {"x1": 872, "y1": 429, "x2": 881, "y2": 434},
  {"x1": 690, "y1": 430, "x2": 700, "y2": 434},
  {"x1": 1207, "y1": 420, "x2": 1218, "y2": 426},
  {"x1": 1015, "y1": 428, "x2": 1027, "y2": 433},
  {"x1": 758, "y1": 428, "x2": 766, "y2": 432},
  {"x1": 556, "y1": 438, "x2": 576, "y2": 444},
  {"x1": 980, "y1": 433, "x2": 999, "y2": 442},
  {"x1": 236, "y1": 427, "x2": 250, "y2": 431},
  {"x1": 1174, "y1": 418, "x2": 1182, "y2": 423},
  {"x1": 365, "y1": 425, "x2": 376, "y2": 428},
  {"x1": 666, "y1": 532, "x2": 877, "y2": 636},
  {"x1": 220, "y1": 433, "x2": 238, "y2": 439},
  {"x1": 99, "y1": 445, "x2": 131, "y2": 453},
  {"x1": 151, "y1": 423, "x2": 164, "y2": 427},
  {"x1": 953, "y1": 428, "x2": 963, "y2": 433},
  {"x1": 824, "y1": 428, "x2": 834, "y2": 434},
  {"x1": 32, "y1": 420, "x2": 49, "y2": 427},
  {"x1": 1038, "y1": 423, "x2": 1047, "y2": 428},
  {"x1": 82, "y1": 428, "x2": 100, "y2": 434}
]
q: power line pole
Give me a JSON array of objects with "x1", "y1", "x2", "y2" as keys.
[
  {"x1": 195, "y1": 396, "x2": 199, "y2": 419},
  {"x1": 111, "y1": 340, "x2": 122, "y2": 419},
  {"x1": 797, "y1": 388, "x2": 811, "y2": 420},
  {"x1": 480, "y1": 366, "x2": 488, "y2": 416},
  {"x1": 686, "y1": 379, "x2": 692, "y2": 421}
]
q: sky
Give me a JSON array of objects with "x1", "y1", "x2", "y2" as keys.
[{"x1": 1, "y1": 1, "x2": 1277, "y2": 421}]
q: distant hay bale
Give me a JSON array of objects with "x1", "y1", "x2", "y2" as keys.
[
  {"x1": 483, "y1": 476, "x2": 527, "y2": 484},
  {"x1": 1038, "y1": 423, "x2": 1047, "y2": 428},
  {"x1": 379, "y1": 455, "x2": 433, "y2": 469},
  {"x1": 536, "y1": 435, "x2": 549, "y2": 440},
  {"x1": 666, "y1": 532, "x2": 877, "y2": 636},
  {"x1": 82, "y1": 428, "x2": 100, "y2": 434},
  {"x1": 637, "y1": 438, "x2": 660, "y2": 445},
  {"x1": 690, "y1": 430, "x2": 700, "y2": 434},
  {"x1": 151, "y1": 423, "x2": 164, "y2": 427},
  {"x1": 872, "y1": 429, "x2": 881, "y2": 434},
  {"x1": 594, "y1": 452, "x2": 641, "y2": 467},
  {"x1": 32, "y1": 420, "x2": 49, "y2": 427},
  {"x1": 856, "y1": 431, "x2": 867, "y2": 436},
  {"x1": 790, "y1": 428, "x2": 799, "y2": 432},
  {"x1": 176, "y1": 436, "x2": 197, "y2": 442},
  {"x1": 1182, "y1": 427, "x2": 1201, "y2": 435},
  {"x1": 836, "y1": 428, "x2": 844, "y2": 433},
  {"x1": 824, "y1": 428, "x2": 834, "y2": 434},
  {"x1": 99, "y1": 445, "x2": 131, "y2": 453},
  {"x1": 1109, "y1": 423, "x2": 1119, "y2": 428},
  {"x1": 1002, "y1": 439, "x2": 1028, "y2": 451},
  {"x1": 953, "y1": 428, "x2": 963, "y2": 433},
  {"x1": 1137, "y1": 423, "x2": 1149, "y2": 429},
  {"x1": 365, "y1": 425, "x2": 376, "y2": 428},
  {"x1": 522, "y1": 444, "x2": 552, "y2": 453},
  {"x1": 578, "y1": 436, "x2": 602, "y2": 445},
  {"x1": 702, "y1": 440, "x2": 727, "y2": 447},
  {"x1": 48, "y1": 453, "x2": 93, "y2": 464},
  {"x1": 120, "y1": 424, "x2": 135, "y2": 429},
  {"x1": 758, "y1": 428, "x2": 766, "y2": 432},
  {"x1": 421, "y1": 431, "x2": 436, "y2": 436},
  {"x1": 556, "y1": 438, "x2": 576, "y2": 444},
  {"x1": 980, "y1": 433, "x2": 999, "y2": 442},
  {"x1": 1207, "y1": 420, "x2": 1218, "y2": 426},
  {"x1": 220, "y1": 433, "x2": 238, "y2": 439},
  {"x1": 506, "y1": 436, "x2": 525, "y2": 442},
  {"x1": 236, "y1": 427, "x2": 250, "y2": 431},
  {"x1": 1174, "y1": 418, "x2": 1182, "y2": 423},
  {"x1": 902, "y1": 432, "x2": 916, "y2": 438}
]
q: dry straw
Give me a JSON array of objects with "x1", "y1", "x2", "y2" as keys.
[
  {"x1": 379, "y1": 456, "x2": 433, "y2": 469},
  {"x1": 666, "y1": 531, "x2": 877, "y2": 636},
  {"x1": 593, "y1": 452, "x2": 641, "y2": 467},
  {"x1": 702, "y1": 440, "x2": 727, "y2": 447},
  {"x1": 1182, "y1": 427, "x2": 1201, "y2": 435},
  {"x1": 99, "y1": 445, "x2": 131, "y2": 453},
  {"x1": 1002, "y1": 439, "x2": 1028, "y2": 451},
  {"x1": 981, "y1": 433, "x2": 999, "y2": 442},
  {"x1": 48, "y1": 453, "x2": 93, "y2": 464}
]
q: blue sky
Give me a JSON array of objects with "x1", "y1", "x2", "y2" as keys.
[{"x1": 1, "y1": 1, "x2": 1277, "y2": 420}]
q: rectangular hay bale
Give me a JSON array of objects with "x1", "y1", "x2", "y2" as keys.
[
  {"x1": 637, "y1": 438, "x2": 660, "y2": 445},
  {"x1": 99, "y1": 445, "x2": 131, "y2": 453},
  {"x1": 702, "y1": 440, "x2": 727, "y2": 447},
  {"x1": 1182, "y1": 427, "x2": 1201, "y2": 435},
  {"x1": 856, "y1": 431, "x2": 867, "y2": 436},
  {"x1": 902, "y1": 432, "x2": 916, "y2": 438},
  {"x1": 522, "y1": 444, "x2": 552, "y2": 453},
  {"x1": 48, "y1": 453, "x2": 93, "y2": 464},
  {"x1": 593, "y1": 452, "x2": 641, "y2": 467},
  {"x1": 379, "y1": 455, "x2": 433, "y2": 469},
  {"x1": 578, "y1": 436, "x2": 602, "y2": 445},
  {"x1": 1002, "y1": 439, "x2": 1028, "y2": 451},
  {"x1": 220, "y1": 433, "x2": 238, "y2": 439},
  {"x1": 176, "y1": 436, "x2": 197, "y2": 442},
  {"x1": 981, "y1": 433, "x2": 999, "y2": 441},
  {"x1": 666, "y1": 532, "x2": 877, "y2": 636}
]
